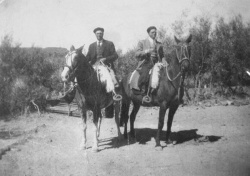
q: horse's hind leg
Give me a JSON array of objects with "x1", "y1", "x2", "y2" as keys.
[
  {"x1": 166, "y1": 102, "x2": 179, "y2": 145},
  {"x1": 130, "y1": 101, "x2": 140, "y2": 139},
  {"x1": 155, "y1": 103, "x2": 168, "y2": 150},
  {"x1": 121, "y1": 99, "x2": 131, "y2": 139}
]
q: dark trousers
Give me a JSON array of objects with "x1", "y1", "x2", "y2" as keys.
[
  {"x1": 137, "y1": 59, "x2": 155, "y2": 90},
  {"x1": 105, "y1": 104, "x2": 114, "y2": 118}
]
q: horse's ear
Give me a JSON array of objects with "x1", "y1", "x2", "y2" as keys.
[
  {"x1": 174, "y1": 36, "x2": 181, "y2": 44},
  {"x1": 70, "y1": 45, "x2": 75, "y2": 52},
  {"x1": 77, "y1": 45, "x2": 85, "y2": 53},
  {"x1": 186, "y1": 34, "x2": 192, "y2": 44}
]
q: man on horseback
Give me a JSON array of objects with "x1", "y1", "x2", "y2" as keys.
[
  {"x1": 86, "y1": 27, "x2": 120, "y2": 88},
  {"x1": 86, "y1": 27, "x2": 122, "y2": 117},
  {"x1": 134, "y1": 26, "x2": 164, "y2": 102}
]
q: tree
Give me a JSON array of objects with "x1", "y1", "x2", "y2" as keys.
[
  {"x1": 0, "y1": 35, "x2": 64, "y2": 116},
  {"x1": 189, "y1": 16, "x2": 212, "y2": 101}
]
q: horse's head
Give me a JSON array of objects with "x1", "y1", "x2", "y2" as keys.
[
  {"x1": 174, "y1": 34, "x2": 192, "y2": 72},
  {"x1": 61, "y1": 45, "x2": 85, "y2": 82}
]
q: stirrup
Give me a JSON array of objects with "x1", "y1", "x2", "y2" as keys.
[
  {"x1": 113, "y1": 94, "x2": 122, "y2": 101},
  {"x1": 142, "y1": 95, "x2": 151, "y2": 103},
  {"x1": 112, "y1": 90, "x2": 122, "y2": 101}
]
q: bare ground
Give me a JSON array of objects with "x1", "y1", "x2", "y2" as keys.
[{"x1": 0, "y1": 105, "x2": 250, "y2": 176}]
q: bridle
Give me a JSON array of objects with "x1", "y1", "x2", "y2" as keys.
[
  {"x1": 175, "y1": 43, "x2": 191, "y2": 67},
  {"x1": 63, "y1": 50, "x2": 94, "y2": 84},
  {"x1": 166, "y1": 43, "x2": 191, "y2": 82},
  {"x1": 63, "y1": 51, "x2": 78, "y2": 82}
]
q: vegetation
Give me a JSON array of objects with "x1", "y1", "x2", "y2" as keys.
[
  {"x1": 117, "y1": 14, "x2": 250, "y2": 103},
  {"x1": 0, "y1": 14, "x2": 250, "y2": 117},
  {"x1": 0, "y1": 36, "x2": 66, "y2": 116}
]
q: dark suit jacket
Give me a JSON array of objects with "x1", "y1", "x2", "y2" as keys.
[{"x1": 86, "y1": 39, "x2": 118, "y2": 70}]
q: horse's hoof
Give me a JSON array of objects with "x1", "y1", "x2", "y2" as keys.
[
  {"x1": 166, "y1": 140, "x2": 176, "y2": 146},
  {"x1": 167, "y1": 143, "x2": 174, "y2": 147},
  {"x1": 155, "y1": 146, "x2": 163, "y2": 151}
]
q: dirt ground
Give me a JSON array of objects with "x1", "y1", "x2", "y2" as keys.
[{"x1": 0, "y1": 104, "x2": 250, "y2": 176}]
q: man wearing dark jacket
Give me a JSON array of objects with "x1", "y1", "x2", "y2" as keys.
[
  {"x1": 86, "y1": 27, "x2": 121, "y2": 117},
  {"x1": 86, "y1": 27, "x2": 118, "y2": 73}
]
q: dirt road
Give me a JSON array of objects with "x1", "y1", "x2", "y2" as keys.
[{"x1": 1, "y1": 105, "x2": 250, "y2": 176}]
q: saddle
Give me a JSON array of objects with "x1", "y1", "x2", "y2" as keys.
[{"x1": 129, "y1": 62, "x2": 164, "y2": 95}]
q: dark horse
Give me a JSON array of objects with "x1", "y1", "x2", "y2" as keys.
[
  {"x1": 61, "y1": 46, "x2": 122, "y2": 152},
  {"x1": 120, "y1": 35, "x2": 192, "y2": 149}
]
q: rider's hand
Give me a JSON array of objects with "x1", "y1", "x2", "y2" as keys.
[{"x1": 145, "y1": 48, "x2": 154, "y2": 54}]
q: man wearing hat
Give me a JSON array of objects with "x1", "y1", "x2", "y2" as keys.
[
  {"x1": 135, "y1": 26, "x2": 164, "y2": 102},
  {"x1": 86, "y1": 27, "x2": 118, "y2": 74},
  {"x1": 86, "y1": 27, "x2": 121, "y2": 117}
]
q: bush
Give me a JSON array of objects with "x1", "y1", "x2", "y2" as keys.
[{"x1": 0, "y1": 35, "x2": 64, "y2": 116}]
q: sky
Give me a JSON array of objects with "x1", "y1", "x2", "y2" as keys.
[{"x1": 0, "y1": 0, "x2": 250, "y2": 52}]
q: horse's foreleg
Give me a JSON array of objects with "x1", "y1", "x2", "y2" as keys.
[
  {"x1": 155, "y1": 103, "x2": 168, "y2": 150},
  {"x1": 92, "y1": 110, "x2": 99, "y2": 152},
  {"x1": 114, "y1": 101, "x2": 123, "y2": 141},
  {"x1": 97, "y1": 115, "x2": 102, "y2": 138},
  {"x1": 97, "y1": 109, "x2": 102, "y2": 138},
  {"x1": 130, "y1": 102, "x2": 140, "y2": 139},
  {"x1": 166, "y1": 103, "x2": 179, "y2": 145},
  {"x1": 80, "y1": 108, "x2": 87, "y2": 151},
  {"x1": 68, "y1": 104, "x2": 72, "y2": 116}
]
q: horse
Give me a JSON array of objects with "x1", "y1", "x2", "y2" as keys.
[
  {"x1": 120, "y1": 35, "x2": 192, "y2": 150},
  {"x1": 61, "y1": 46, "x2": 122, "y2": 152}
]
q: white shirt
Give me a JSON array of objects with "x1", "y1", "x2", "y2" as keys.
[{"x1": 96, "y1": 40, "x2": 103, "y2": 46}]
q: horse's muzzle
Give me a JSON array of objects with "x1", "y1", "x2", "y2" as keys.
[
  {"x1": 61, "y1": 67, "x2": 71, "y2": 82},
  {"x1": 181, "y1": 59, "x2": 190, "y2": 72}
]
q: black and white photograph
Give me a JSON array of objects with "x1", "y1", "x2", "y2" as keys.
[{"x1": 0, "y1": 0, "x2": 250, "y2": 175}]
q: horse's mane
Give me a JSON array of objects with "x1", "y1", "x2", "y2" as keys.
[{"x1": 77, "y1": 51, "x2": 94, "y2": 72}]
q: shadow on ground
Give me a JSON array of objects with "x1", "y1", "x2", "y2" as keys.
[
  {"x1": 135, "y1": 128, "x2": 222, "y2": 145},
  {"x1": 97, "y1": 128, "x2": 222, "y2": 151}
]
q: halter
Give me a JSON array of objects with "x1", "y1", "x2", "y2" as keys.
[
  {"x1": 166, "y1": 43, "x2": 191, "y2": 82},
  {"x1": 63, "y1": 50, "x2": 92, "y2": 83},
  {"x1": 175, "y1": 44, "x2": 191, "y2": 66},
  {"x1": 64, "y1": 51, "x2": 76, "y2": 71}
]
